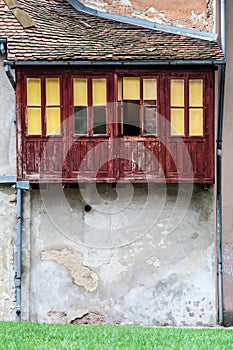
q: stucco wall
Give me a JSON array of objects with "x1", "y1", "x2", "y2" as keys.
[
  {"x1": 0, "y1": 55, "x2": 17, "y2": 321},
  {"x1": 0, "y1": 56, "x2": 16, "y2": 177},
  {"x1": 0, "y1": 185, "x2": 16, "y2": 321},
  {"x1": 24, "y1": 183, "x2": 216, "y2": 326},
  {"x1": 79, "y1": 0, "x2": 214, "y2": 31},
  {"x1": 221, "y1": 0, "x2": 233, "y2": 326}
]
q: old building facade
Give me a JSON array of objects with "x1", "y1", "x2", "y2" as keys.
[{"x1": 0, "y1": 0, "x2": 232, "y2": 326}]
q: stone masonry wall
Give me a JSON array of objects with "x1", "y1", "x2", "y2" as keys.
[{"x1": 79, "y1": 0, "x2": 214, "y2": 31}]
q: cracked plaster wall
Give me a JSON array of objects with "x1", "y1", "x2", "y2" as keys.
[
  {"x1": 0, "y1": 56, "x2": 16, "y2": 177},
  {"x1": 27, "y1": 184, "x2": 216, "y2": 326},
  {"x1": 0, "y1": 186, "x2": 16, "y2": 321},
  {"x1": 79, "y1": 0, "x2": 214, "y2": 31},
  {"x1": 0, "y1": 55, "x2": 17, "y2": 321}
]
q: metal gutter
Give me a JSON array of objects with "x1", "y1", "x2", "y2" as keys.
[
  {"x1": 4, "y1": 59, "x2": 226, "y2": 67},
  {"x1": 67, "y1": 0, "x2": 217, "y2": 42},
  {"x1": 216, "y1": 0, "x2": 226, "y2": 326},
  {"x1": 4, "y1": 63, "x2": 16, "y2": 89}
]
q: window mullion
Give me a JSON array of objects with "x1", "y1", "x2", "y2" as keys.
[
  {"x1": 140, "y1": 78, "x2": 143, "y2": 136},
  {"x1": 88, "y1": 77, "x2": 93, "y2": 137},
  {"x1": 41, "y1": 77, "x2": 46, "y2": 137},
  {"x1": 185, "y1": 78, "x2": 189, "y2": 137}
]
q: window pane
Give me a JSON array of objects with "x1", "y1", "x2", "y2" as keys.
[
  {"x1": 118, "y1": 78, "x2": 122, "y2": 101},
  {"x1": 93, "y1": 79, "x2": 106, "y2": 106},
  {"x1": 27, "y1": 78, "x2": 41, "y2": 106},
  {"x1": 144, "y1": 107, "x2": 157, "y2": 135},
  {"x1": 189, "y1": 79, "x2": 203, "y2": 107},
  {"x1": 27, "y1": 107, "x2": 41, "y2": 134},
  {"x1": 189, "y1": 108, "x2": 203, "y2": 136},
  {"x1": 171, "y1": 79, "x2": 184, "y2": 107},
  {"x1": 123, "y1": 77, "x2": 140, "y2": 100},
  {"x1": 74, "y1": 78, "x2": 88, "y2": 106},
  {"x1": 46, "y1": 78, "x2": 60, "y2": 106},
  {"x1": 123, "y1": 101, "x2": 140, "y2": 136},
  {"x1": 171, "y1": 108, "x2": 184, "y2": 135},
  {"x1": 93, "y1": 106, "x2": 106, "y2": 134},
  {"x1": 46, "y1": 107, "x2": 60, "y2": 135},
  {"x1": 74, "y1": 107, "x2": 88, "y2": 134},
  {"x1": 143, "y1": 79, "x2": 157, "y2": 101}
]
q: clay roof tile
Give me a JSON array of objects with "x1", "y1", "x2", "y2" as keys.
[{"x1": 0, "y1": 0, "x2": 224, "y2": 62}]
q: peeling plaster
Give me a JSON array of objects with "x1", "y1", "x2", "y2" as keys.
[
  {"x1": 79, "y1": 0, "x2": 213, "y2": 31},
  {"x1": 71, "y1": 312, "x2": 106, "y2": 325},
  {"x1": 41, "y1": 249, "x2": 98, "y2": 292}
]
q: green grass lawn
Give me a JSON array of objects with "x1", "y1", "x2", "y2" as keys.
[{"x1": 0, "y1": 322, "x2": 233, "y2": 350}]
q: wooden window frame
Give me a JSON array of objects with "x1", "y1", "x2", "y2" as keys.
[
  {"x1": 24, "y1": 74, "x2": 63, "y2": 138},
  {"x1": 116, "y1": 74, "x2": 160, "y2": 138},
  {"x1": 168, "y1": 73, "x2": 207, "y2": 138},
  {"x1": 71, "y1": 75, "x2": 110, "y2": 138}
]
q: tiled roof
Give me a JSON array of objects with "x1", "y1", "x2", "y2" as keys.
[{"x1": 0, "y1": 0, "x2": 224, "y2": 62}]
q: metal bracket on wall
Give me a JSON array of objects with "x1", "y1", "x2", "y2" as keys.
[
  {"x1": 16, "y1": 181, "x2": 30, "y2": 190},
  {"x1": 0, "y1": 42, "x2": 6, "y2": 54}
]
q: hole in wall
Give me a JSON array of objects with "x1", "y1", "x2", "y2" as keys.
[{"x1": 84, "y1": 204, "x2": 92, "y2": 212}]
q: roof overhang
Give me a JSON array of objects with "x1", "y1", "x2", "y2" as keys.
[{"x1": 5, "y1": 59, "x2": 226, "y2": 67}]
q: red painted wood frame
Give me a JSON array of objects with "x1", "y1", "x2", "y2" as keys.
[{"x1": 16, "y1": 66, "x2": 215, "y2": 184}]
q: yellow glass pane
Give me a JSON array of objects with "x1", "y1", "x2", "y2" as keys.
[
  {"x1": 46, "y1": 107, "x2": 60, "y2": 135},
  {"x1": 171, "y1": 108, "x2": 184, "y2": 135},
  {"x1": 27, "y1": 108, "x2": 41, "y2": 135},
  {"x1": 46, "y1": 78, "x2": 60, "y2": 106},
  {"x1": 123, "y1": 77, "x2": 140, "y2": 100},
  {"x1": 74, "y1": 78, "x2": 88, "y2": 106},
  {"x1": 143, "y1": 79, "x2": 157, "y2": 100},
  {"x1": 118, "y1": 78, "x2": 122, "y2": 101},
  {"x1": 171, "y1": 79, "x2": 184, "y2": 107},
  {"x1": 189, "y1": 108, "x2": 203, "y2": 136},
  {"x1": 27, "y1": 78, "x2": 41, "y2": 106},
  {"x1": 189, "y1": 79, "x2": 203, "y2": 107},
  {"x1": 92, "y1": 78, "x2": 106, "y2": 106}
]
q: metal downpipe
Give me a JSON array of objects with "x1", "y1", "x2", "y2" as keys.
[
  {"x1": 16, "y1": 186, "x2": 23, "y2": 321},
  {"x1": 217, "y1": 0, "x2": 226, "y2": 326},
  {"x1": 4, "y1": 63, "x2": 16, "y2": 90},
  {"x1": 3, "y1": 60, "x2": 23, "y2": 320}
]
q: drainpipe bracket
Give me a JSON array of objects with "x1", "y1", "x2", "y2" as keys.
[
  {"x1": 0, "y1": 42, "x2": 6, "y2": 54},
  {"x1": 16, "y1": 181, "x2": 30, "y2": 190},
  {"x1": 15, "y1": 277, "x2": 21, "y2": 287}
]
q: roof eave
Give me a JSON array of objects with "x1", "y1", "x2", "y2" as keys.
[{"x1": 5, "y1": 59, "x2": 226, "y2": 67}]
